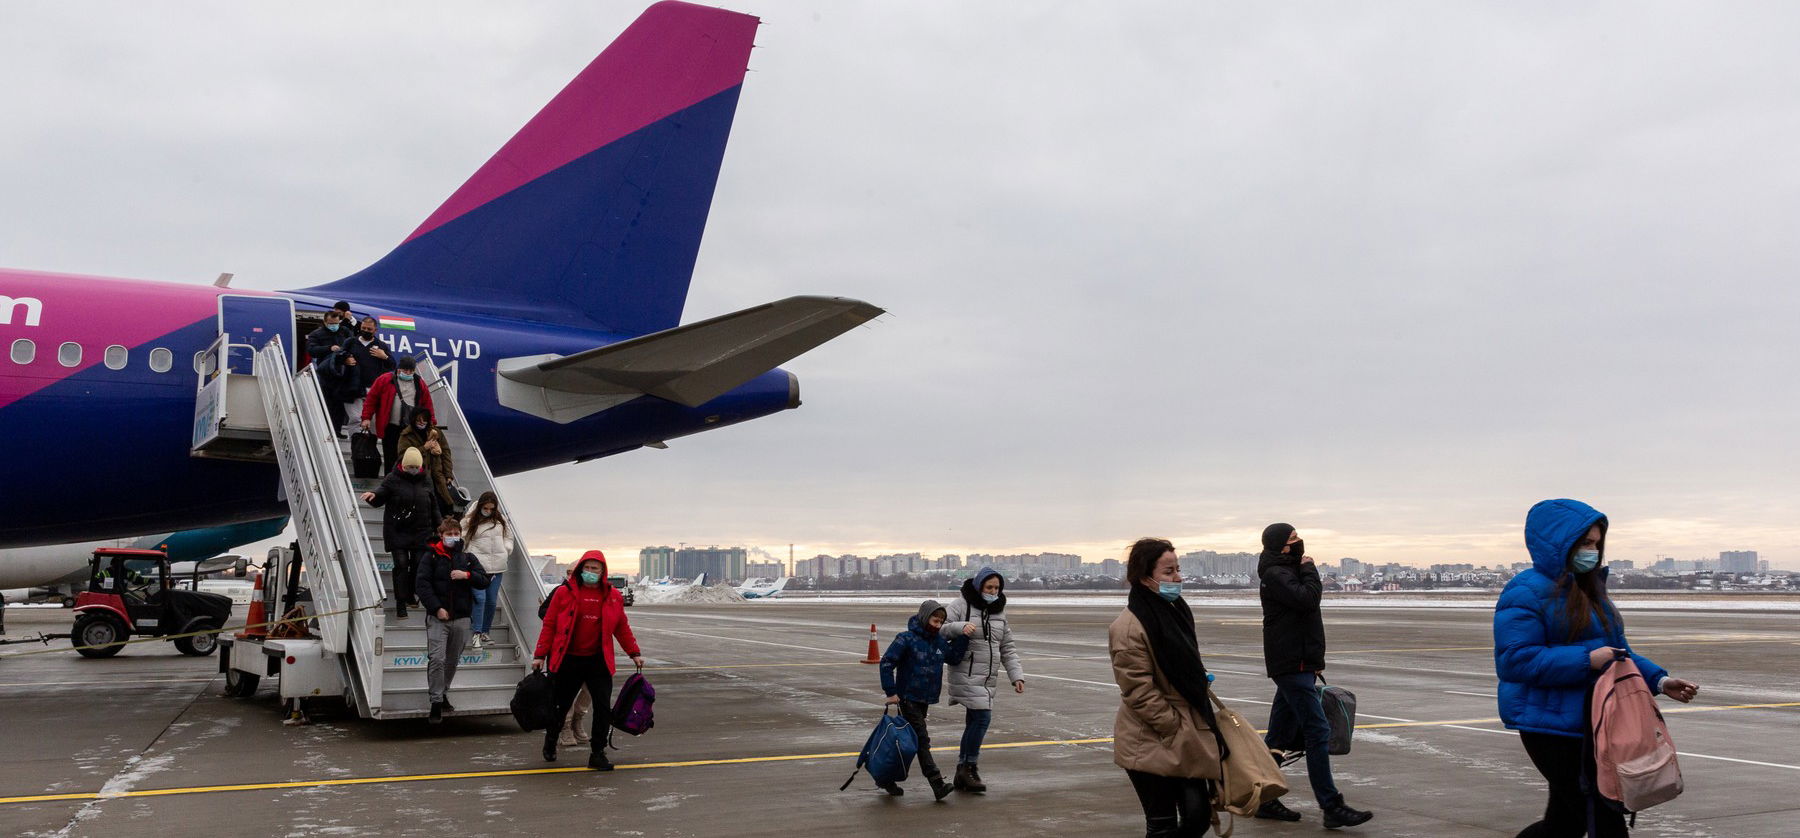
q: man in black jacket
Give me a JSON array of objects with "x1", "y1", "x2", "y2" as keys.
[
  {"x1": 416, "y1": 517, "x2": 489, "y2": 724},
  {"x1": 1255, "y1": 523, "x2": 1372, "y2": 828},
  {"x1": 340, "y1": 316, "x2": 393, "y2": 436}
]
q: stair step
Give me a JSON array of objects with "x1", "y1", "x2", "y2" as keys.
[{"x1": 377, "y1": 683, "x2": 520, "y2": 717}]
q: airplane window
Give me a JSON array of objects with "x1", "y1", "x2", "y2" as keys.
[
  {"x1": 105, "y1": 345, "x2": 129, "y2": 370},
  {"x1": 9, "y1": 339, "x2": 32, "y2": 365},
  {"x1": 193, "y1": 351, "x2": 207, "y2": 374},
  {"x1": 149, "y1": 347, "x2": 173, "y2": 373},
  {"x1": 58, "y1": 342, "x2": 82, "y2": 367}
]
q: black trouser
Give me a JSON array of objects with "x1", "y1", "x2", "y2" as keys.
[
  {"x1": 1125, "y1": 770, "x2": 1212, "y2": 837},
  {"x1": 547, "y1": 655, "x2": 613, "y2": 755},
  {"x1": 390, "y1": 548, "x2": 421, "y2": 613},
  {"x1": 896, "y1": 700, "x2": 940, "y2": 781},
  {"x1": 322, "y1": 385, "x2": 348, "y2": 431},
  {"x1": 381, "y1": 424, "x2": 404, "y2": 474},
  {"x1": 1516, "y1": 732, "x2": 1627, "y2": 838}
]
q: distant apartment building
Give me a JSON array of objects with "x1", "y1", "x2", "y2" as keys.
[
  {"x1": 745, "y1": 561, "x2": 785, "y2": 579},
  {"x1": 1720, "y1": 550, "x2": 1759, "y2": 574},
  {"x1": 1181, "y1": 550, "x2": 1258, "y2": 579},
  {"x1": 639, "y1": 545, "x2": 749, "y2": 582},
  {"x1": 639, "y1": 546, "x2": 676, "y2": 580}
]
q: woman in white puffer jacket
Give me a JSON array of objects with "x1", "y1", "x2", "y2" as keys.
[
  {"x1": 461, "y1": 491, "x2": 511, "y2": 646},
  {"x1": 941, "y1": 567, "x2": 1025, "y2": 795}
]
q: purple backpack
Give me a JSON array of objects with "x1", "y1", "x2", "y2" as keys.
[{"x1": 610, "y1": 673, "x2": 656, "y2": 744}]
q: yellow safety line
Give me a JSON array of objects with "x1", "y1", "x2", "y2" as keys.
[
  {"x1": 648, "y1": 662, "x2": 868, "y2": 673},
  {"x1": 4, "y1": 704, "x2": 1793, "y2": 807}
]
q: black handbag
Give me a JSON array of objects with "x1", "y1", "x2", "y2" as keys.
[{"x1": 350, "y1": 431, "x2": 381, "y2": 479}]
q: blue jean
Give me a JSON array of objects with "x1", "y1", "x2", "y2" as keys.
[
  {"x1": 1263, "y1": 671, "x2": 1342, "y2": 808},
  {"x1": 958, "y1": 708, "x2": 992, "y2": 765},
  {"x1": 471, "y1": 572, "x2": 501, "y2": 634}
]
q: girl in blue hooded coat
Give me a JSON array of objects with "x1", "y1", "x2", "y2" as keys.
[{"x1": 1494, "y1": 499, "x2": 1700, "y2": 837}]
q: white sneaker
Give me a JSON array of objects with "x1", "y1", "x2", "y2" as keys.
[{"x1": 469, "y1": 634, "x2": 483, "y2": 650}]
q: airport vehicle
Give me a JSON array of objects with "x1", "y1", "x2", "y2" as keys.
[
  {"x1": 609, "y1": 575, "x2": 636, "y2": 607},
  {"x1": 0, "y1": 1, "x2": 881, "y2": 562},
  {"x1": 0, "y1": 518, "x2": 285, "y2": 593},
  {"x1": 72, "y1": 548, "x2": 232, "y2": 658},
  {"x1": 735, "y1": 577, "x2": 790, "y2": 599}
]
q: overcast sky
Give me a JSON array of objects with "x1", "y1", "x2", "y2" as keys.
[{"x1": 4, "y1": 2, "x2": 1796, "y2": 573}]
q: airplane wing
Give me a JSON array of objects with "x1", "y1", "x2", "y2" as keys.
[{"x1": 496, "y1": 296, "x2": 884, "y2": 423}]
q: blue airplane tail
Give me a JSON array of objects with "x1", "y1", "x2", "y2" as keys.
[{"x1": 304, "y1": 2, "x2": 760, "y2": 335}]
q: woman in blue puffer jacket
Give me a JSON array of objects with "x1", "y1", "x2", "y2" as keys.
[{"x1": 1494, "y1": 499, "x2": 1699, "y2": 837}]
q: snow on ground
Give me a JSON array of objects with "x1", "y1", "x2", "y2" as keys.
[{"x1": 630, "y1": 583, "x2": 744, "y2": 604}]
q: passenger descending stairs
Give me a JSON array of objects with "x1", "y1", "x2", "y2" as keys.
[{"x1": 256, "y1": 337, "x2": 543, "y2": 720}]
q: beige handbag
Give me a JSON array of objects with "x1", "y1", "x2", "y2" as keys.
[{"x1": 1209, "y1": 691, "x2": 1289, "y2": 836}]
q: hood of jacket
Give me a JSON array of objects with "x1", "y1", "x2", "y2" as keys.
[
  {"x1": 1257, "y1": 522, "x2": 1298, "y2": 576},
  {"x1": 960, "y1": 568, "x2": 1006, "y2": 613},
  {"x1": 1524, "y1": 499, "x2": 1607, "y2": 579},
  {"x1": 911, "y1": 599, "x2": 945, "y2": 635}
]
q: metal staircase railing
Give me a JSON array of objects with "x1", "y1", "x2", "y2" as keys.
[
  {"x1": 415, "y1": 356, "x2": 547, "y2": 668},
  {"x1": 254, "y1": 337, "x2": 386, "y2": 717}
]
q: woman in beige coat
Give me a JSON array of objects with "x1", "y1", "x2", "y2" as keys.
[{"x1": 1109, "y1": 537, "x2": 1222, "y2": 837}]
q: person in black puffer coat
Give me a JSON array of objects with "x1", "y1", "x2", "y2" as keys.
[
  {"x1": 1255, "y1": 523, "x2": 1371, "y2": 829},
  {"x1": 415, "y1": 516, "x2": 488, "y2": 723},
  {"x1": 360, "y1": 447, "x2": 441, "y2": 620}
]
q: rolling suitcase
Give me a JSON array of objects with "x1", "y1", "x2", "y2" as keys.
[{"x1": 350, "y1": 431, "x2": 381, "y2": 478}]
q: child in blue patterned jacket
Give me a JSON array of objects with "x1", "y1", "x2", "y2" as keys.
[{"x1": 878, "y1": 599, "x2": 969, "y2": 800}]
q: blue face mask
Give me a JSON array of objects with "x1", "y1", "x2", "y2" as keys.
[
  {"x1": 1571, "y1": 549, "x2": 1601, "y2": 573},
  {"x1": 397, "y1": 371, "x2": 415, "y2": 381},
  {"x1": 325, "y1": 322, "x2": 340, "y2": 332},
  {"x1": 580, "y1": 571, "x2": 601, "y2": 585},
  {"x1": 1157, "y1": 582, "x2": 1182, "y2": 602},
  {"x1": 441, "y1": 536, "x2": 460, "y2": 548},
  {"x1": 981, "y1": 592, "x2": 999, "y2": 604}
]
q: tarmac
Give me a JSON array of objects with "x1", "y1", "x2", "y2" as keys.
[{"x1": 2, "y1": 595, "x2": 1797, "y2": 837}]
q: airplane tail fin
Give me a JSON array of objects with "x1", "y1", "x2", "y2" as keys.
[{"x1": 304, "y1": 2, "x2": 760, "y2": 335}]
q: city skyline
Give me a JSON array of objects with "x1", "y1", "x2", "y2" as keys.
[{"x1": 534, "y1": 539, "x2": 1777, "y2": 578}]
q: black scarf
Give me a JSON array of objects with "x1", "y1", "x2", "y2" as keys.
[{"x1": 1127, "y1": 583, "x2": 1225, "y2": 754}]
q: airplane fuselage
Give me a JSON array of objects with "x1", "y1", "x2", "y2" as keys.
[{"x1": 0, "y1": 267, "x2": 794, "y2": 549}]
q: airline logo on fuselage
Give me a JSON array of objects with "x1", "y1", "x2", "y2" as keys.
[{"x1": 0, "y1": 295, "x2": 44, "y2": 327}]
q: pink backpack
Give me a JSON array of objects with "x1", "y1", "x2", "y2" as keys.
[{"x1": 1590, "y1": 654, "x2": 1683, "y2": 813}]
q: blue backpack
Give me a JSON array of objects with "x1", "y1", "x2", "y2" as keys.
[{"x1": 839, "y1": 706, "x2": 918, "y2": 790}]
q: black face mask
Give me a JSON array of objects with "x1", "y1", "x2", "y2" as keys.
[
  {"x1": 1287, "y1": 539, "x2": 1305, "y2": 558},
  {"x1": 361, "y1": 331, "x2": 376, "y2": 340}
]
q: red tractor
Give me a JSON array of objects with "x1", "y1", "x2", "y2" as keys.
[{"x1": 71, "y1": 548, "x2": 232, "y2": 658}]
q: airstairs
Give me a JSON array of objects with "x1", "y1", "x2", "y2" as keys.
[{"x1": 223, "y1": 335, "x2": 542, "y2": 720}]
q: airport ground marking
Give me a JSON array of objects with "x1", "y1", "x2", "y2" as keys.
[{"x1": 5, "y1": 703, "x2": 1795, "y2": 807}]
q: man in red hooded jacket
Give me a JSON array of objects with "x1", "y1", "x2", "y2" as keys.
[{"x1": 533, "y1": 550, "x2": 643, "y2": 770}]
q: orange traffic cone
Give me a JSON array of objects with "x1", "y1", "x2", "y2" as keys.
[
  {"x1": 860, "y1": 623, "x2": 881, "y2": 664},
  {"x1": 240, "y1": 572, "x2": 268, "y2": 639}
]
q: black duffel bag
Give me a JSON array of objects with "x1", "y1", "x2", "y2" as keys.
[{"x1": 510, "y1": 670, "x2": 557, "y2": 731}]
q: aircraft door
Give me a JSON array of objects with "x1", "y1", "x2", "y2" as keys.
[{"x1": 217, "y1": 295, "x2": 294, "y2": 374}]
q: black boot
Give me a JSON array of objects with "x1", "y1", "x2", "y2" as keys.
[
  {"x1": 428, "y1": 701, "x2": 443, "y2": 724},
  {"x1": 1256, "y1": 798, "x2": 1302, "y2": 821},
  {"x1": 542, "y1": 734, "x2": 558, "y2": 762},
  {"x1": 1144, "y1": 815, "x2": 1180, "y2": 838},
  {"x1": 1323, "y1": 801, "x2": 1373, "y2": 829},
  {"x1": 587, "y1": 751, "x2": 614, "y2": 771},
  {"x1": 877, "y1": 781, "x2": 903, "y2": 796},
  {"x1": 928, "y1": 774, "x2": 954, "y2": 801},
  {"x1": 954, "y1": 763, "x2": 987, "y2": 793}
]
